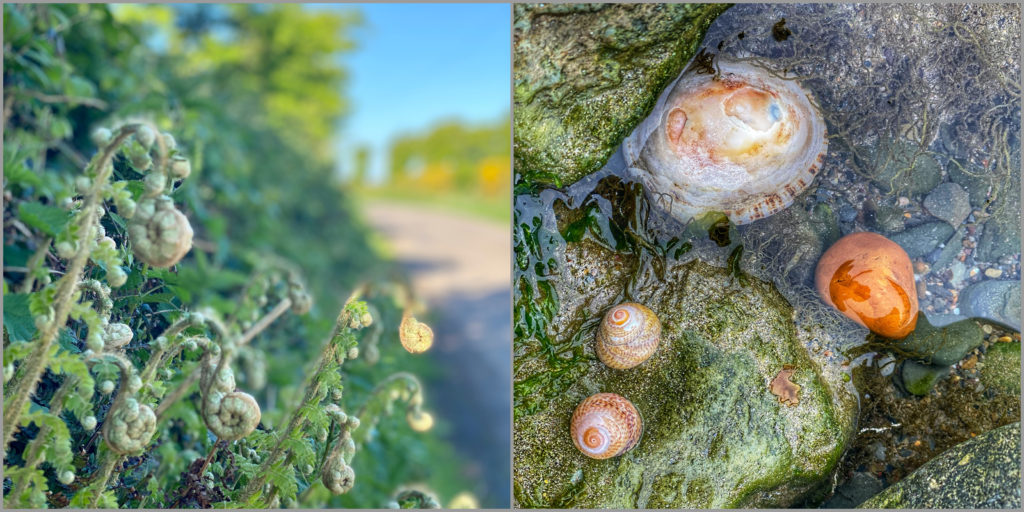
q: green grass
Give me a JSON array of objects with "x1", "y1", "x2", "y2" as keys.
[{"x1": 351, "y1": 185, "x2": 510, "y2": 224}]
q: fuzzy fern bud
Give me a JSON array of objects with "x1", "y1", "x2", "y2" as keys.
[
  {"x1": 99, "y1": 380, "x2": 115, "y2": 394},
  {"x1": 321, "y1": 452, "x2": 355, "y2": 495},
  {"x1": 81, "y1": 415, "x2": 97, "y2": 431},
  {"x1": 107, "y1": 266, "x2": 128, "y2": 287},
  {"x1": 58, "y1": 471, "x2": 75, "y2": 485},
  {"x1": 91, "y1": 127, "x2": 112, "y2": 148},
  {"x1": 161, "y1": 132, "x2": 177, "y2": 151},
  {"x1": 143, "y1": 171, "x2": 166, "y2": 195},
  {"x1": 135, "y1": 125, "x2": 156, "y2": 149},
  {"x1": 169, "y1": 156, "x2": 191, "y2": 179},
  {"x1": 56, "y1": 241, "x2": 76, "y2": 259}
]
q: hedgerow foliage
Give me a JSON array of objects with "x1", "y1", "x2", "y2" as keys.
[{"x1": 3, "y1": 3, "x2": 466, "y2": 507}]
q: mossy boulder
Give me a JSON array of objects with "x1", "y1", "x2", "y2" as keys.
[
  {"x1": 859, "y1": 422, "x2": 1021, "y2": 509},
  {"x1": 514, "y1": 240, "x2": 855, "y2": 508},
  {"x1": 513, "y1": 3, "x2": 729, "y2": 188}
]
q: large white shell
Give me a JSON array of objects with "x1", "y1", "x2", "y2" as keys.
[{"x1": 623, "y1": 58, "x2": 827, "y2": 225}]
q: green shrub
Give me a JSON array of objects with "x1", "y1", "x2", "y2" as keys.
[{"x1": 3, "y1": 4, "x2": 466, "y2": 508}]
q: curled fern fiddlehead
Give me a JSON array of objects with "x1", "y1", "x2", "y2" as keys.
[
  {"x1": 127, "y1": 196, "x2": 193, "y2": 268},
  {"x1": 199, "y1": 356, "x2": 261, "y2": 441}
]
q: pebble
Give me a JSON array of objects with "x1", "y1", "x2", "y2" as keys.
[
  {"x1": 984, "y1": 268, "x2": 1003, "y2": 278},
  {"x1": 923, "y1": 182, "x2": 971, "y2": 227},
  {"x1": 891, "y1": 221, "x2": 955, "y2": 259}
]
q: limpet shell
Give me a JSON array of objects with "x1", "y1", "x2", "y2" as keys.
[
  {"x1": 623, "y1": 57, "x2": 827, "y2": 225},
  {"x1": 570, "y1": 392, "x2": 642, "y2": 459},
  {"x1": 815, "y1": 231, "x2": 919, "y2": 339},
  {"x1": 595, "y1": 302, "x2": 661, "y2": 369}
]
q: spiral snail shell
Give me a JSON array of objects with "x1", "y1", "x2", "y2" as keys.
[
  {"x1": 570, "y1": 393, "x2": 642, "y2": 459},
  {"x1": 595, "y1": 303, "x2": 661, "y2": 369},
  {"x1": 623, "y1": 57, "x2": 827, "y2": 225}
]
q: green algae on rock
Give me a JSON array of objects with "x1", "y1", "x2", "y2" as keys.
[
  {"x1": 513, "y1": 3, "x2": 729, "y2": 189},
  {"x1": 514, "y1": 239, "x2": 854, "y2": 508},
  {"x1": 859, "y1": 422, "x2": 1021, "y2": 509},
  {"x1": 980, "y1": 342, "x2": 1021, "y2": 396}
]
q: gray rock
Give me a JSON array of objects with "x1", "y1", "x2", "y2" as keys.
[
  {"x1": 514, "y1": 241, "x2": 855, "y2": 508},
  {"x1": 947, "y1": 158, "x2": 996, "y2": 208},
  {"x1": 823, "y1": 472, "x2": 884, "y2": 508},
  {"x1": 893, "y1": 315, "x2": 984, "y2": 367},
  {"x1": 950, "y1": 261, "x2": 968, "y2": 289},
  {"x1": 977, "y1": 202, "x2": 1021, "y2": 263},
  {"x1": 924, "y1": 182, "x2": 971, "y2": 227},
  {"x1": 863, "y1": 139, "x2": 943, "y2": 196},
  {"x1": 890, "y1": 222, "x2": 955, "y2": 259},
  {"x1": 513, "y1": 4, "x2": 729, "y2": 188},
  {"x1": 871, "y1": 205, "x2": 906, "y2": 234},
  {"x1": 898, "y1": 360, "x2": 949, "y2": 396},
  {"x1": 959, "y1": 280, "x2": 1022, "y2": 332},
  {"x1": 839, "y1": 204, "x2": 858, "y2": 223},
  {"x1": 859, "y1": 422, "x2": 1021, "y2": 509},
  {"x1": 931, "y1": 226, "x2": 966, "y2": 270}
]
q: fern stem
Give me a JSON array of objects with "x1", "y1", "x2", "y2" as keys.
[{"x1": 3, "y1": 126, "x2": 138, "y2": 454}]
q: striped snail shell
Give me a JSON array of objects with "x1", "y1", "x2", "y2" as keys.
[
  {"x1": 595, "y1": 302, "x2": 661, "y2": 369},
  {"x1": 571, "y1": 393, "x2": 642, "y2": 459}
]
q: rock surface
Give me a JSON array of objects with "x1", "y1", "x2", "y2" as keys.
[
  {"x1": 893, "y1": 315, "x2": 985, "y2": 367},
  {"x1": 959, "y1": 280, "x2": 1022, "y2": 332},
  {"x1": 897, "y1": 360, "x2": 949, "y2": 397},
  {"x1": 923, "y1": 182, "x2": 971, "y2": 227},
  {"x1": 514, "y1": 240, "x2": 855, "y2": 508},
  {"x1": 513, "y1": 3, "x2": 728, "y2": 188},
  {"x1": 890, "y1": 221, "x2": 954, "y2": 259},
  {"x1": 859, "y1": 422, "x2": 1021, "y2": 509},
  {"x1": 980, "y1": 342, "x2": 1021, "y2": 396}
]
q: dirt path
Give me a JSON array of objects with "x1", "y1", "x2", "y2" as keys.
[{"x1": 364, "y1": 201, "x2": 510, "y2": 507}]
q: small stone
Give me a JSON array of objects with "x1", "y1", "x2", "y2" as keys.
[
  {"x1": 839, "y1": 204, "x2": 858, "y2": 223},
  {"x1": 894, "y1": 315, "x2": 984, "y2": 367},
  {"x1": 872, "y1": 205, "x2": 907, "y2": 233},
  {"x1": 899, "y1": 360, "x2": 948, "y2": 396},
  {"x1": 949, "y1": 261, "x2": 967, "y2": 288},
  {"x1": 891, "y1": 222, "x2": 955, "y2": 259},
  {"x1": 924, "y1": 182, "x2": 971, "y2": 227},
  {"x1": 984, "y1": 268, "x2": 1003, "y2": 278}
]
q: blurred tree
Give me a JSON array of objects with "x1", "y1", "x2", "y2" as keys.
[
  {"x1": 388, "y1": 116, "x2": 510, "y2": 193},
  {"x1": 352, "y1": 143, "x2": 371, "y2": 186}
]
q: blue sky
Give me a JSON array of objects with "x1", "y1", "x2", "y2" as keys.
[{"x1": 314, "y1": 4, "x2": 511, "y2": 182}]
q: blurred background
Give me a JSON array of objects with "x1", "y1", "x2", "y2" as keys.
[{"x1": 4, "y1": 2, "x2": 508, "y2": 508}]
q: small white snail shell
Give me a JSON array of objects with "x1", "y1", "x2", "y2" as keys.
[
  {"x1": 570, "y1": 393, "x2": 642, "y2": 459},
  {"x1": 127, "y1": 196, "x2": 193, "y2": 268},
  {"x1": 595, "y1": 302, "x2": 661, "y2": 369}
]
